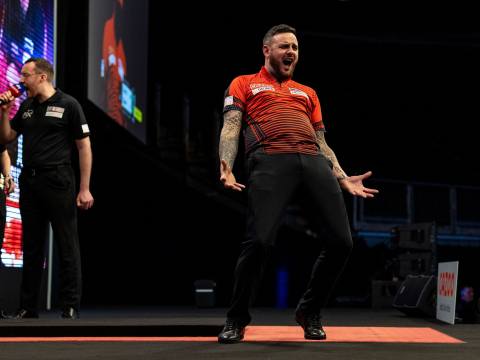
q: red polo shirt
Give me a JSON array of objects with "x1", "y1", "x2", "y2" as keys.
[{"x1": 223, "y1": 66, "x2": 324, "y2": 155}]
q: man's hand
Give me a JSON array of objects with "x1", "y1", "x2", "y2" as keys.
[
  {"x1": 4, "y1": 177, "x2": 16, "y2": 194},
  {"x1": 220, "y1": 159, "x2": 245, "y2": 192},
  {"x1": 77, "y1": 190, "x2": 94, "y2": 210},
  {"x1": 0, "y1": 91, "x2": 15, "y2": 110},
  {"x1": 339, "y1": 171, "x2": 379, "y2": 198}
]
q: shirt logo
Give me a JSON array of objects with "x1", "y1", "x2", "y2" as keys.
[
  {"x1": 22, "y1": 110, "x2": 33, "y2": 119},
  {"x1": 224, "y1": 95, "x2": 233, "y2": 107},
  {"x1": 47, "y1": 106, "x2": 65, "y2": 113},
  {"x1": 82, "y1": 124, "x2": 90, "y2": 133},
  {"x1": 45, "y1": 111, "x2": 64, "y2": 118},
  {"x1": 252, "y1": 86, "x2": 275, "y2": 95},
  {"x1": 289, "y1": 88, "x2": 309, "y2": 99},
  {"x1": 250, "y1": 84, "x2": 271, "y2": 89},
  {"x1": 46, "y1": 106, "x2": 65, "y2": 118}
]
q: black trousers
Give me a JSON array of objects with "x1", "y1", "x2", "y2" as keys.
[
  {"x1": 0, "y1": 188, "x2": 6, "y2": 309},
  {"x1": 19, "y1": 165, "x2": 81, "y2": 314},
  {"x1": 0, "y1": 187, "x2": 6, "y2": 235},
  {"x1": 227, "y1": 152, "x2": 353, "y2": 326}
]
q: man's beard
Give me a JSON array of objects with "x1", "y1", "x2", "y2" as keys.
[{"x1": 269, "y1": 55, "x2": 296, "y2": 82}]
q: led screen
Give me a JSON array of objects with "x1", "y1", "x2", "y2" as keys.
[
  {"x1": 0, "y1": 0, "x2": 55, "y2": 267},
  {"x1": 88, "y1": 0, "x2": 149, "y2": 143}
]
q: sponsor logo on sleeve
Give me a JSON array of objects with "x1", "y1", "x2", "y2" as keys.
[
  {"x1": 252, "y1": 86, "x2": 275, "y2": 95},
  {"x1": 224, "y1": 95, "x2": 233, "y2": 107},
  {"x1": 82, "y1": 124, "x2": 90, "y2": 133},
  {"x1": 289, "y1": 88, "x2": 309, "y2": 99},
  {"x1": 45, "y1": 106, "x2": 65, "y2": 118}
]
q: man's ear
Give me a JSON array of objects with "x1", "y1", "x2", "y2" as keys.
[{"x1": 262, "y1": 44, "x2": 270, "y2": 58}]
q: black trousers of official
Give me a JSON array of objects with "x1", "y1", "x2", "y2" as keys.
[
  {"x1": 19, "y1": 165, "x2": 81, "y2": 314},
  {"x1": 227, "y1": 152, "x2": 353, "y2": 326},
  {"x1": 0, "y1": 188, "x2": 6, "y2": 309}
]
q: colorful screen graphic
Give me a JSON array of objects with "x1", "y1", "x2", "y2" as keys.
[
  {"x1": 0, "y1": 0, "x2": 55, "y2": 267},
  {"x1": 88, "y1": 0, "x2": 149, "y2": 144}
]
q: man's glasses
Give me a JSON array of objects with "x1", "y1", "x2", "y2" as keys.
[{"x1": 20, "y1": 73, "x2": 42, "y2": 79}]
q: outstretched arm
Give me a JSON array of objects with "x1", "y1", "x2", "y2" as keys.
[
  {"x1": 219, "y1": 110, "x2": 245, "y2": 191},
  {"x1": 316, "y1": 130, "x2": 378, "y2": 198}
]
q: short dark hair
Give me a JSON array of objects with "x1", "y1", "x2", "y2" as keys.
[
  {"x1": 25, "y1": 58, "x2": 54, "y2": 82},
  {"x1": 263, "y1": 24, "x2": 296, "y2": 46}
]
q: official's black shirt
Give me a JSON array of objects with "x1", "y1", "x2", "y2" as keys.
[
  {"x1": 0, "y1": 145, "x2": 6, "y2": 153},
  {"x1": 10, "y1": 89, "x2": 90, "y2": 169}
]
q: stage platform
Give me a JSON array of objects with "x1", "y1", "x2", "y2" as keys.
[{"x1": 1, "y1": 306, "x2": 479, "y2": 359}]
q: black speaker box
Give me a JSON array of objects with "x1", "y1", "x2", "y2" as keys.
[
  {"x1": 396, "y1": 222, "x2": 436, "y2": 251},
  {"x1": 393, "y1": 275, "x2": 437, "y2": 317},
  {"x1": 371, "y1": 280, "x2": 402, "y2": 308},
  {"x1": 398, "y1": 252, "x2": 432, "y2": 277}
]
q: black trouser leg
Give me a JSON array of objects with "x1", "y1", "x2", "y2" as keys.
[
  {"x1": 19, "y1": 174, "x2": 49, "y2": 315},
  {"x1": 228, "y1": 153, "x2": 311, "y2": 326},
  {"x1": 297, "y1": 154, "x2": 353, "y2": 313},
  {"x1": 44, "y1": 166, "x2": 81, "y2": 312},
  {"x1": 227, "y1": 153, "x2": 300, "y2": 326},
  {"x1": 0, "y1": 189, "x2": 6, "y2": 310},
  {"x1": 0, "y1": 189, "x2": 6, "y2": 237},
  {"x1": 19, "y1": 166, "x2": 82, "y2": 313}
]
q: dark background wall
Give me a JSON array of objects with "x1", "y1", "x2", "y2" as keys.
[{"x1": 53, "y1": 0, "x2": 480, "y2": 307}]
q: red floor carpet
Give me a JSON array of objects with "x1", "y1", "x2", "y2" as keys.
[{"x1": 0, "y1": 326, "x2": 463, "y2": 343}]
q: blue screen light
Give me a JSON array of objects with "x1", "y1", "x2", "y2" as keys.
[{"x1": 121, "y1": 82, "x2": 133, "y2": 114}]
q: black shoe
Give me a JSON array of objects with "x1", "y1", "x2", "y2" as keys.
[
  {"x1": 295, "y1": 307, "x2": 326, "y2": 340},
  {"x1": 0, "y1": 310, "x2": 11, "y2": 319},
  {"x1": 218, "y1": 320, "x2": 245, "y2": 343},
  {"x1": 61, "y1": 308, "x2": 79, "y2": 319},
  {"x1": 14, "y1": 309, "x2": 39, "y2": 319}
]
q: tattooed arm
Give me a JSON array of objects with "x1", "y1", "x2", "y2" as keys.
[
  {"x1": 315, "y1": 130, "x2": 347, "y2": 181},
  {"x1": 219, "y1": 110, "x2": 245, "y2": 191},
  {"x1": 316, "y1": 130, "x2": 379, "y2": 198}
]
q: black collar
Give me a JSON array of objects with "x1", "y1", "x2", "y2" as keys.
[{"x1": 33, "y1": 88, "x2": 63, "y2": 106}]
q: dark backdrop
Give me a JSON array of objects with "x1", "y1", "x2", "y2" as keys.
[{"x1": 53, "y1": 0, "x2": 480, "y2": 308}]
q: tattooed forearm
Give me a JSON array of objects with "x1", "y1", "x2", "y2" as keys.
[
  {"x1": 219, "y1": 110, "x2": 243, "y2": 170},
  {"x1": 315, "y1": 130, "x2": 338, "y2": 163},
  {"x1": 315, "y1": 130, "x2": 348, "y2": 178}
]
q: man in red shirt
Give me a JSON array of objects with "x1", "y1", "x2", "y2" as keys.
[{"x1": 218, "y1": 24, "x2": 378, "y2": 343}]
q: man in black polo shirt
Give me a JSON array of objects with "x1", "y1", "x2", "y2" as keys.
[
  {"x1": 0, "y1": 146, "x2": 16, "y2": 318},
  {"x1": 0, "y1": 58, "x2": 93, "y2": 319}
]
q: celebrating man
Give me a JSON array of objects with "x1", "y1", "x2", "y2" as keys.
[
  {"x1": 218, "y1": 24, "x2": 378, "y2": 343},
  {"x1": 0, "y1": 58, "x2": 93, "y2": 319}
]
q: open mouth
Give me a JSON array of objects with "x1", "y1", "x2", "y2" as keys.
[{"x1": 283, "y1": 58, "x2": 293, "y2": 69}]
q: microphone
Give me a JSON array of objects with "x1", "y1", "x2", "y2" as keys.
[{"x1": 0, "y1": 83, "x2": 26, "y2": 105}]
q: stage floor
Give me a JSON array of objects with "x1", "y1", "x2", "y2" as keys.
[{"x1": 1, "y1": 306, "x2": 479, "y2": 359}]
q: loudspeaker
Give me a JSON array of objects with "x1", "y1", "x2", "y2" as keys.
[
  {"x1": 371, "y1": 280, "x2": 402, "y2": 308},
  {"x1": 393, "y1": 275, "x2": 437, "y2": 317},
  {"x1": 398, "y1": 252, "x2": 432, "y2": 277},
  {"x1": 394, "y1": 222, "x2": 436, "y2": 251}
]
